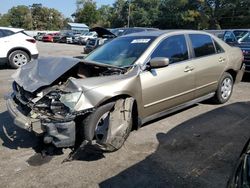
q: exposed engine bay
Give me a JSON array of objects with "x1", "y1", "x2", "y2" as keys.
[{"x1": 13, "y1": 60, "x2": 126, "y2": 118}]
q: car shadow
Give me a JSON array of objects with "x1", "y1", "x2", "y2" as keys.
[
  {"x1": 99, "y1": 102, "x2": 250, "y2": 188},
  {"x1": 0, "y1": 111, "x2": 38, "y2": 149},
  {"x1": 0, "y1": 64, "x2": 10, "y2": 70},
  {"x1": 242, "y1": 73, "x2": 250, "y2": 82},
  {"x1": 0, "y1": 110, "x2": 104, "y2": 164},
  {"x1": 0, "y1": 111, "x2": 63, "y2": 166}
]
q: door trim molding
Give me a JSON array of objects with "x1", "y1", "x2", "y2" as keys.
[
  {"x1": 144, "y1": 81, "x2": 217, "y2": 108},
  {"x1": 141, "y1": 92, "x2": 215, "y2": 125}
]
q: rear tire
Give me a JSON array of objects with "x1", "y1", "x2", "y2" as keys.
[
  {"x1": 8, "y1": 50, "x2": 30, "y2": 69},
  {"x1": 213, "y1": 72, "x2": 233, "y2": 104}
]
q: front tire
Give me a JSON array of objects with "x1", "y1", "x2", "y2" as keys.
[
  {"x1": 83, "y1": 102, "x2": 115, "y2": 142},
  {"x1": 8, "y1": 50, "x2": 30, "y2": 69},
  {"x1": 82, "y1": 101, "x2": 133, "y2": 152},
  {"x1": 213, "y1": 72, "x2": 233, "y2": 104}
]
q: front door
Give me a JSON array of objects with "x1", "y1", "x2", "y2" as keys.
[{"x1": 140, "y1": 34, "x2": 195, "y2": 118}]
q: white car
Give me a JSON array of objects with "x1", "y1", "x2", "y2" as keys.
[
  {"x1": 0, "y1": 27, "x2": 39, "y2": 69},
  {"x1": 79, "y1": 32, "x2": 98, "y2": 44}
]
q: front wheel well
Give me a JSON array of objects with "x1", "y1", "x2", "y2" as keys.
[{"x1": 98, "y1": 95, "x2": 139, "y2": 131}]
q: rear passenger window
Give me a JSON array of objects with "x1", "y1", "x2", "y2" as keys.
[
  {"x1": 2, "y1": 29, "x2": 14, "y2": 37},
  {"x1": 189, "y1": 34, "x2": 216, "y2": 57},
  {"x1": 151, "y1": 35, "x2": 189, "y2": 64}
]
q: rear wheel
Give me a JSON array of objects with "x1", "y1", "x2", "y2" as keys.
[
  {"x1": 8, "y1": 50, "x2": 30, "y2": 69},
  {"x1": 213, "y1": 72, "x2": 233, "y2": 104}
]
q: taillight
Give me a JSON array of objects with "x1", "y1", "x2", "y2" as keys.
[{"x1": 26, "y1": 39, "x2": 36, "y2": 43}]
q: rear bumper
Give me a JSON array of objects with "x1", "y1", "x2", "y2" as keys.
[
  {"x1": 243, "y1": 58, "x2": 250, "y2": 72},
  {"x1": 31, "y1": 54, "x2": 39, "y2": 60},
  {"x1": 236, "y1": 63, "x2": 245, "y2": 83}
]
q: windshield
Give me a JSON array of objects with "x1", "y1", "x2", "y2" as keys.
[
  {"x1": 233, "y1": 30, "x2": 250, "y2": 42},
  {"x1": 85, "y1": 36, "x2": 156, "y2": 67},
  {"x1": 238, "y1": 32, "x2": 250, "y2": 43}
]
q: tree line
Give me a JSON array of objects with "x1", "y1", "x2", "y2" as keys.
[
  {"x1": 0, "y1": 4, "x2": 70, "y2": 30},
  {"x1": 0, "y1": 0, "x2": 250, "y2": 30}
]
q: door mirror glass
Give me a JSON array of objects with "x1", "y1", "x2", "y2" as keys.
[{"x1": 149, "y1": 57, "x2": 169, "y2": 69}]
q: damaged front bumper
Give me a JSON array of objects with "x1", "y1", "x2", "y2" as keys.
[
  {"x1": 6, "y1": 93, "x2": 42, "y2": 132},
  {"x1": 5, "y1": 93, "x2": 76, "y2": 148}
]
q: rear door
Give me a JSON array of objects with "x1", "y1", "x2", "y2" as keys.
[
  {"x1": 140, "y1": 34, "x2": 195, "y2": 118},
  {"x1": 188, "y1": 34, "x2": 227, "y2": 98}
]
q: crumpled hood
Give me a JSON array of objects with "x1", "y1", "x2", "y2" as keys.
[
  {"x1": 65, "y1": 75, "x2": 128, "y2": 92},
  {"x1": 13, "y1": 57, "x2": 80, "y2": 92}
]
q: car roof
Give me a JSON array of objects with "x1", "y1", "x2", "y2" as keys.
[
  {"x1": 120, "y1": 30, "x2": 214, "y2": 38},
  {"x1": 0, "y1": 27, "x2": 24, "y2": 33}
]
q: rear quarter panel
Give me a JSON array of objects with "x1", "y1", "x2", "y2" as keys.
[{"x1": 226, "y1": 46, "x2": 243, "y2": 71}]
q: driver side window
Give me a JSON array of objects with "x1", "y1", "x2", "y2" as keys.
[{"x1": 151, "y1": 35, "x2": 189, "y2": 64}]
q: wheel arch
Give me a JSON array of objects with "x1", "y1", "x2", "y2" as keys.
[
  {"x1": 98, "y1": 94, "x2": 140, "y2": 131},
  {"x1": 7, "y1": 47, "x2": 31, "y2": 60},
  {"x1": 225, "y1": 69, "x2": 237, "y2": 82}
]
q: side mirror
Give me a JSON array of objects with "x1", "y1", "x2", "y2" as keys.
[{"x1": 149, "y1": 57, "x2": 169, "y2": 69}]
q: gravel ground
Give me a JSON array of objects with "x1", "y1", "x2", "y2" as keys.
[{"x1": 0, "y1": 42, "x2": 250, "y2": 188}]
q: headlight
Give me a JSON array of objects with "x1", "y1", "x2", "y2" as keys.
[{"x1": 59, "y1": 92, "x2": 82, "y2": 111}]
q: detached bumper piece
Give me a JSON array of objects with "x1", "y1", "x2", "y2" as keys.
[{"x1": 43, "y1": 121, "x2": 75, "y2": 148}]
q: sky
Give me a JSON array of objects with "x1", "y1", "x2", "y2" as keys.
[{"x1": 0, "y1": 0, "x2": 115, "y2": 18}]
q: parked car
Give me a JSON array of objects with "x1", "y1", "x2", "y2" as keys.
[
  {"x1": 84, "y1": 27, "x2": 159, "y2": 54},
  {"x1": 79, "y1": 31, "x2": 98, "y2": 44},
  {"x1": 52, "y1": 33, "x2": 64, "y2": 43},
  {"x1": 73, "y1": 31, "x2": 89, "y2": 44},
  {"x1": 34, "y1": 32, "x2": 46, "y2": 41},
  {"x1": 6, "y1": 30, "x2": 244, "y2": 151},
  {"x1": 42, "y1": 33, "x2": 58, "y2": 42},
  {"x1": 84, "y1": 27, "x2": 116, "y2": 54},
  {"x1": 227, "y1": 138, "x2": 250, "y2": 188},
  {"x1": 66, "y1": 33, "x2": 75, "y2": 44},
  {"x1": 0, "y1": 27, "x2": 39, "y2": 68},
  {"x1": 223, "y1": 30, "x2": 250, "y2": 73},
  {"x1": 53, "y1": 32, "x2": 75, "y2": 43}
]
